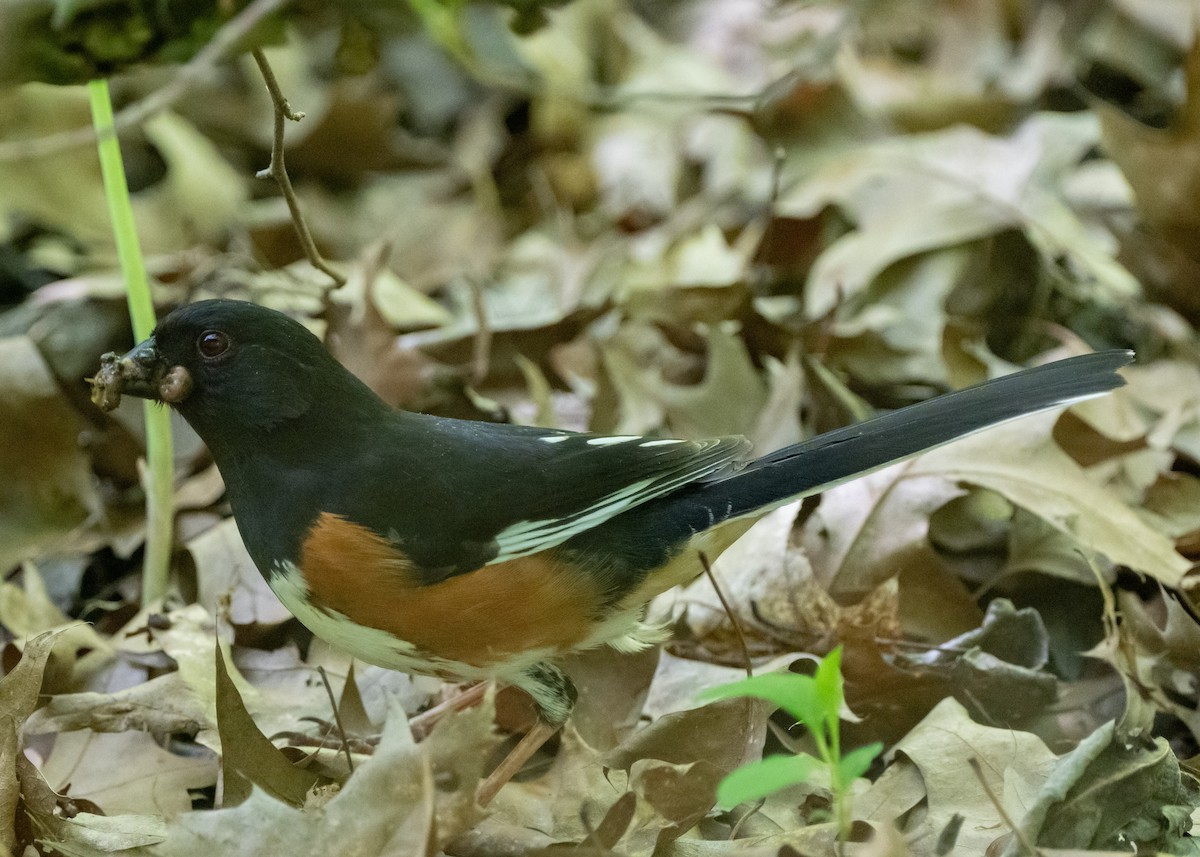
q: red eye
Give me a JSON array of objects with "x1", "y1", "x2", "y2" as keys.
[{"x1": 198, "y1": 330, "x2": 230, "y2": 358}]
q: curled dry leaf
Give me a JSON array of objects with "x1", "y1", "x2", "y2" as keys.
[
  {"x1": 1000, "y1": 721, "x2": 1200, "y2": 856},
  {"x1": 214, "y1": 638, "x2": 320, "y2": 807},
  {"x1": 118, "y1": 699, "x2": 496, "y2": 857},
  {"x1": 911, "y1": 412, "x2": 1189, "y2": 586},
  {"x1": 605, "y1": 697, "x2": 769, "y2": 781},
  {"x1": 24, "y1": 671, "x2": 207, "y2": 737},
  {"x1": 0, "y1": 564, "x2": 112, "y2": 689},
  {"x1": 860, "y1": 697, "x2": 1057, "y2": 856},
  {"x1": 561, "y1": 643, "x2": 659, "y2": 752},
  {"x1": 1, "y1": 631, "x2": 57, "y2": 855}
]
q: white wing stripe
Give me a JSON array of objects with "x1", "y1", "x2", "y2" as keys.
[
  {"x1": 586, "y1": 435, "x2": 641, "y2": 446},
  {"x1": 490, "y1": 452, "x2": 739, "y2": 562},
  {"x1": 487, "y1": 435, "x2": 747, "y2": 564},
  {"x1": 493, "y1": 479, "x2": 654, "y2": 554}
]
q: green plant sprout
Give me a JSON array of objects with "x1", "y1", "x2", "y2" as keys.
[
  {"x1": 88, "y1": 78, "x2": 174, "y2": 605},
  {"x1": 701, "y1": 646, "x2": 882, "y2": 837},
  {"x1": 405, "y1": 0, "x2": 471, "y2": 66}
]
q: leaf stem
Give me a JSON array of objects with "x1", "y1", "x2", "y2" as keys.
[{"x1": 88, "y1": 78, "x2": 174, "y2": 606}]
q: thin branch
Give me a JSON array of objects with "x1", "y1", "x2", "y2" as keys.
[
  {"x1": 966, "y1": 757, "x2": 1041, "y2": 856},
  {"x1": 467, "y1": 278, "x2": 492, "y2": 386},
  {"x1": 251, "y1": 49, "x2": 345, "y2": 288},
  {"x1": 698, "y1": 551, "x2": 753, "y2": 678},
  {"x1": 408, "y1": 681, "x2": 488, "y2": 741},
  {"x1": 316, "y1": 665, "x2": 355, "y2": 773},
  {"x1": 727, "y1": 799, "x2": 766, "y2": 840},
  {"x1": 0, "y1": 0, "x2": 292, "y2": 163},
  {"x1": 753, "y1": 146, "x2": 788, "y2": 265},
  {"x1": 252, "y1": 48, "x2": 306, "y2": 124}
]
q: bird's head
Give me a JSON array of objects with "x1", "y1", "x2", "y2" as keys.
[{"x1": 92, "y1": 299, "x2": 370, "y2": 440}]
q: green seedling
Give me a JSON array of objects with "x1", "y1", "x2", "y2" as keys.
[{"x1": 701, "y1": 646, "x2": 882, "y2": 837}]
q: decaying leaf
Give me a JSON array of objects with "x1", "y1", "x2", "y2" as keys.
[
  {"x1": 24, "y1": 671, "x2": 207, "y2": 737},
  {"x1": 214, "y1": 638, "x2": 320, "y2": 807},
  {"x1": 1, "y1": 631, "x2": 57, "y2": 854},
  {"x1": 0, "y1": 337, "x2": 100, "y2": 572},
  {"x1": 187, "y1": 519, "x2": 292, "y2": 627},
  {"x1": 1003, "y1": 721, "x2": 1200, "y2": 855},
  {"x1": 861, "y1": 697, "x2": 1058, "y2": 856},
  {"x1": 3, "y1": 3, "x2": 1199, "y2": 853},
  {"x1": 39, "y1": 729, "x2": 216, "y2": 817},
  {"x1": 127, "y1": 700, "x2": 494, "y2": 856}
]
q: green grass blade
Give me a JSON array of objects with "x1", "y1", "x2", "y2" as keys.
[{"x1": 88, "y1": 78, "x2": 174, "y2": 606}]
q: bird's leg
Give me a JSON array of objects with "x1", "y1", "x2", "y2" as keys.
[
  {"x1": 408, "y1": 681, "x2": 489, "y2": 740},
  {"x1": 476, "y1": 663, "x2": 576, "y2": 806},
  {"x1": 476, "y1": 719, "x2": 560, "y2": 805}
]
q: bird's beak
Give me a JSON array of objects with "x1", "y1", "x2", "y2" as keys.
[{"x1": 90, "y1": 337, "x2": 193, "y2": 412}]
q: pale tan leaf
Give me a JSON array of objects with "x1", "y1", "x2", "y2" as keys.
[{"x1": 909, "y1": 412, "x2": 1189, "y2": 585}]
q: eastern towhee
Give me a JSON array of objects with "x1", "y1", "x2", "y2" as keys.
[{"x1": 91, "y1": 299, "x2": 1132, "y2": 802}]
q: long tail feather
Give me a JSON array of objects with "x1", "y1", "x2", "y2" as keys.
[{"x1": 685, "y1": 349, "x2": 1134, "y2": 525}]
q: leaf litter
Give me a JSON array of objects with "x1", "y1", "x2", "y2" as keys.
[{"x1": 2, "y1": 1, "x2": 1200, "y2": 855}]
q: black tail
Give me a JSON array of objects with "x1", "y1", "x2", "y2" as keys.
[{"x1": 679, "y1": 349, "x2": 1134, "y2": 526}]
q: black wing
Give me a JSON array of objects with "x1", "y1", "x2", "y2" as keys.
[{"x1": 341, "y1": 414, "x2": 750, "y2": 578}]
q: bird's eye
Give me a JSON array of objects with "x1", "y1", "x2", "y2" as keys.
[{"x1": 197, "y1": 330, "x2": 230, "y2": 359}]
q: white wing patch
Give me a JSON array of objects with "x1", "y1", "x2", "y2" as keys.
[
  {"x1": 489, "y1": 435, "x2": 746, "y2": 563},
  {"x1": 492, "y1": 478, "x2": 655, "y2": 559},
  {"x1": 586, "y1": 435, "x2": 641, "y2": 446}
]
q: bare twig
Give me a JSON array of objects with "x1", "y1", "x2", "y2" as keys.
[
  {"x1": 316, "y1": 665, "x2": 355, "y2": 773},
  {"x1": 727, "y1": 799, "x2": 766, "y2": 839},
  {"x1": 698, "y1": 551, "x2": 753, "y2": 678},
  {"x1": 251, "y1": 49, "x2": 345, "y2": 288},
  {"x1": 0, "y1": 0, "x2": 292, "y2": 163},
  {"x1": 871, "y1": 637, "x2": 970, "y2": 655},
  {"x1": 467, "y1": 278, "x2": 493, "y2": 386},
  {"x1": 273, "y1": 728, "x2": 376, "y2": 754},
  {"x1": 408, "y1": 681, "x2": 489, "y2": 740},
  {"x1": 966, "y1": 757, "x2": 1040, "y2": 856},
  {"x1": 753, "y1": 146, "x2": 788, "y2": 265}
]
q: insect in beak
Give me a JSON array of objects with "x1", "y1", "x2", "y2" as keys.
[{"x1": 90, "y1": 337, "x2": 193, "y2": 411}]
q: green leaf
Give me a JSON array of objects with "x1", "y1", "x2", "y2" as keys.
[
  {"x1": 716, "y1": 754, "x2": 826, "y2": 808},
  {"x1": 836, "y1": 742, "x2": 883, "y2": 784},
  {"x1": 699, "y1": 673, "x2": 823, "y2": 730},
  {"x1": 813, "y1": 647, "x2": 845, "y2": 731}
]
